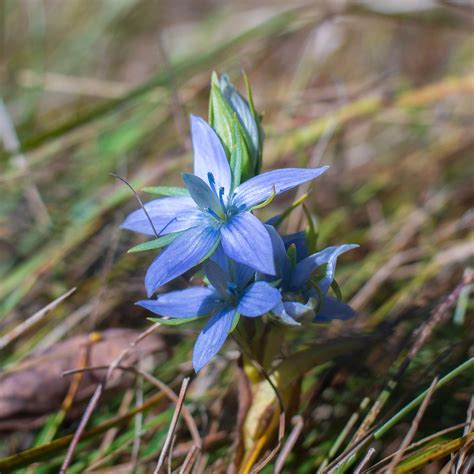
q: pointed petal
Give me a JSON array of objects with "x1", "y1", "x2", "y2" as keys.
[
  {"x1": 182, "y1": 173, "x2": 222, "y2": 215},
  {"x1": 234, "y1": 262, "x2": 255, "y2": 290},
  {"x1": 232, "y1": 167, "x2": 329, "y2": 211},
  {"x1": 136, "y1": 287, "x2": 220, "y2": 318},
  {"x1": 145, "y1": 225, "x2": 220, "y2": 296},
  {"x1": 207, "y1": 247, "x2": 255, "y2": 290},
  {"x1": 315, "y1": 296, "x2": 356, "y2": 322},
  {"x1": 293, "y1": 244, "x2": 359, "y2": 291},
  {"x1": 121, "y1": 196, "x2": 202, "y2": 236},
  {"x1": 265, "y1": 225, "x2": 291, "y2": 282},
  {"x1": 192, "y1": 306, "x2": 235, "y2": 372},
  {"x1": 203, "y1": 259, "x2": 230, "y2": 297},
  {"x1": 237, "y1": 281, "x2": 281, "y2": 317},
  {"x1": 221, "y1": 212, "x2": 275, "y2": 275},
  {"x1": 191, "y1": 114, "x2": 232, "y2": 192}
]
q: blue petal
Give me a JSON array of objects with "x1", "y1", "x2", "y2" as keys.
[
  {"x1": 192, "y1": 306, "x2": 235, "y2": 372},
  {"x1": 237, "y1": 281, "x2": 281, "y2": 317},
  {"x1": 315, "y1": 296, "x2": 356, "y2": 322},
  {"x1": 221, "y1": 212, "x2": 275, "y2": 275},
  {"x1": 203, "y1": 259, "x2": 230, "y2": 297},
  {"x1": 284, "y1": 301, "x2": 313, "y2": 319},
  {"x1": 265, "y1": 225, "x2": 290, "y2": 282},
  {"x1": 182, "y1": 173, "x2": 222, "y2": 216},
  {"x1": 271, "y1": 302, "x2": 301, "y2": 326},
  {"x1": 234, "y1": 262, "x2": 255, "y2": 290},
  {"x1": 232, "y1": 167, "x2": 329, "y2": 211},
  {"x1": 207, "y1": 250, "x2": 255, "y2": 291},
  {"x1": 145, "y1": 225, "x2": 220, "y2": 296},
  {"x1": 191, "y1": 115, "x2": 232, "y2": 194},
  {"x1": 121, "y1": 197, "x2": 202, "y2": 236},
  {"x1": 136, "y1": 287, "x2": 220, "y2": 318},
  {"x1": 293, "y1": 244, "x2": 359, "y2": 291}
]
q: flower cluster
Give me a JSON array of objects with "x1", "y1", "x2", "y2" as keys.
[{"x1": 122, "y1": 74, "x2": 357, "y2": 372}]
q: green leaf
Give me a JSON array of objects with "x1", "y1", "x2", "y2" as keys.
[
  {"x1": 148, "y1": 316, "x2": 204, "y2": 326},
  {"x1": 128, "y1": 232, "x2": 182, "y2": 253},
  {"x1": 142, "y1": 186, "x2": 190, "y2": 197}
]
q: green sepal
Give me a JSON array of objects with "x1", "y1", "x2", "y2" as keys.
[
  {"x1": 331, "y1": 279, "x2": 343, "y2": 301},
  {"x1": 287, "y1": 244, "x2": 297, "y2": 268},
  {"x1": 148, "y1": 316, "x2": 204, "y2": 326},
  {"x1": 142, "y1": 186, "x2": 190, "y2": 197},
  {"x1": 229, "y1": 311, "x2": 241, "y2": 333},
  {"x1": 128, "y1": 232, "x2": 182, "y2": 253},
  {"x1": 272, "y1": 192, "x2": 309, "y2": 228},
  {"x1": 303, "y1": 204, "x2": 318, "y2": 253},
  {"x1": 249, "y1": 186, "x2": 276, "y2": 211}
]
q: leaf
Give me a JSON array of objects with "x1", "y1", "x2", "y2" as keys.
[
  {"x1": 142, "y1": 186, "x2": 190, "y2": 197},
  {"x1": 275, "y1": 336, "x2": 378, "y2": 389},
  {"x1": 127, "y1": 232, "x2": 183, "y2": 253},
  {"x1": 395, "y1": 433, "x2": 473, "y2": 473}
]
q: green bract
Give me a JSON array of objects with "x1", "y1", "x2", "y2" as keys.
[{"x1": 209, "y1": 72, "x2": 263, "y2": 182}]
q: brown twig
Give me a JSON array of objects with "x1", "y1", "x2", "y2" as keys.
[
  {"x1": 0, "y1": 287, "x2": 76, "y2": 350},
  {"x1": 274, "y1": 415, "x2": 304, "y2": 474},
  {"x1": 153, "y1": 377, "x2": 191, "y2": 474},
  {"x1": 63, "y1": 364, "x2": 201, "y2": 449},
  {"x1": 386, "y1": 375, "x2": 439, "y2": 473},
  {"x1": 353, "y1": 447, "x2": 376, "y2": 474},
  {"x1": 59, "y1": 323, "x2": 162, "y2": 472}
]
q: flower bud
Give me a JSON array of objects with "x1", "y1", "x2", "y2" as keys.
[{"x1": 209, "y1": 72, "x2": 263, "y2": 183}]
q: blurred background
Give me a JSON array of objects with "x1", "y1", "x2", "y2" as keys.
[{"x1": 0, "y1": 1, "x2": 473, "y2": 472}]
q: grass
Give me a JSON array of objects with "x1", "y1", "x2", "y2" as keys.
[{"x1": 0, "y1": 1, "x2": 473, "y2": 472}]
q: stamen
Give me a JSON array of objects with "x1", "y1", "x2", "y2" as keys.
[
  {"x1": 218, "y1": 187, "x2": 226, "y2": 209},
  {"x1": 207, "y1": 207, "x2": 222, "y2": 221},
  {"x1": 207, "y1": 172, "x2": 218, "y2": 196}
]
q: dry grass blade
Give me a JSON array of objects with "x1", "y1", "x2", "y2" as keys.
[
  {"x1": 0, "y1": 287, "x2": 76, "y2": 350},
  {"x1": 63, "y1": 364, "x2": 201, "y2": 449},
  {"x1": 274, "y1": 415, "x2": 304, "y2": 474},
  {"x1": 153, "y1": 376, "x2": 191, "y2": 474},
  {"x1": 386, "y1": 376, "x2": 439, "y2": 473},
  {"x1": 353, "y1": 447, "x2": 376, "y2": 474},
  {"x1": 58, "y1": 323, "x2": 162, "y2": 472}
]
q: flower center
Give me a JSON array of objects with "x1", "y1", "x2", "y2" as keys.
[{"x1": 207, "y1": 172, "x2": 233, "y2": 222}]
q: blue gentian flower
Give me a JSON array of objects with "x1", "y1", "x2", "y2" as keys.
[
  {"x1": 266, "y1": 226, "x2": 358, "y2": 324},
  {"x1": 136, "y1": 258, "x2": 281, "y2": 372},
  {"x1": 122, "y1": 115, "x2": 328, "y2": 296}
]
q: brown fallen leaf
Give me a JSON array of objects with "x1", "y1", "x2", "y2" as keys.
[{"x1": 0, "y1": 328, "x2": 167, "y2": 430}]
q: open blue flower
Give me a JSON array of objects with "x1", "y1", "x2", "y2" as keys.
[
  {"x1": 122, "y1": 115, "x2": 328, "y2": 296},
  {"x1": 266, "y1": 226, "x2": 358, "y2": 324},
  {"x1": 136, "y1": 258, "x2": 281, "y2": 372}
]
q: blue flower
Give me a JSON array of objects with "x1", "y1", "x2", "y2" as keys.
[
  {"x1": 136, "y1": 258, "x2": 281, "y2": 372},
  {"x1": 265, "y1": 226, "x2": 358, "y2": 324},
  {"x1": 122, "y1": 115, "x2": 328, "y2": 296}
]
